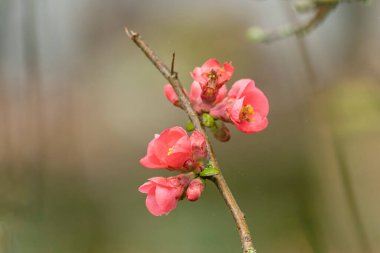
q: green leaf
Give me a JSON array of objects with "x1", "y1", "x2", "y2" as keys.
[
  {"x1": 202, "y1": 113, "x2": 215, "y2": 128},
  {"x1": 200, "y1": 167, "x2": 220, "y2": 177},
  {"x1": 185, "y1": 121, "x2": 195, "y2": 132}
]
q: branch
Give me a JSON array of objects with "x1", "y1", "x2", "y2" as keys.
[
  {"x1": 247, "y1": 5, "x2": 336, "y2": 43},
  {"x1": 125, "y1": 27, "x2": 256, "y2": 253},
  {"x1": 247, "y1": 0, "x2": 370, "y2": 43}
]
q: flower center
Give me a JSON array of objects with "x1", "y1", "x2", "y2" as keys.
[
  {"x1": 167, "y1": 147, "x2": 174, "y2": 156},
  {"x1": 239, "y1": 104, "x2": 255, "y2": 122},
  {"x1": 207, "y1": 70, "x2": 218, "y2": 81}
]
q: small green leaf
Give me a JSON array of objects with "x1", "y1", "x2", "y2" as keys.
[
  {"x1": 185, "y1": 121, "x2": 195, "y2": 132},
  {"x1": 202, "y1": 113, "x2": 215, "y2": 128},
  {"x1": 246, "y1": 27, "x2": 265, "y2": 42},
  {"x1": 200, "y1": 167, "x2": 220, "y2": 177}
]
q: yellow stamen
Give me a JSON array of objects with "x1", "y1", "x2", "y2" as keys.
[
  {"x1": 167, "y1": 147, "x2": 174, "y2": 156},
  {"x1": 240, "y1": 105, "x2": 255, "y2": 122}
]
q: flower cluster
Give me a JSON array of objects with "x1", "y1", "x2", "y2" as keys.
[
  {"x1": 139, "y1": 127, "x2": 207, "y2": 216},
  {"x1": 164, "y1": 59, "x2": 269, "y2": 140},
  {"x1": 139, "y1": 59, "x2": 269, "y2": 216}
]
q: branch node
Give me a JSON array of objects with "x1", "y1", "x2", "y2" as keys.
[{"x1": 124, "y1": 26, "x2": 139, "y2": 39}]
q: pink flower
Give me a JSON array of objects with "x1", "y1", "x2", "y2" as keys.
[
  {"x1": 164, "y1": 84, "x2": 179, "y2": 107},
  {"x1": 190, "y1": 131, "x2": 207, "y2": 160},
  {"x1": 140, "y1": 127, "x2": 192, "y2": 171},
  {"x1": 186, "y1": 178, "x2": 204, "y2": 202},
  {"x1": 210, "y1": 79, "x2": 269, "y2": 133},
  {"x1": 189, "y1": 81, "x2": 227, "y2": 113},
  {"x1": 139, "y1": 174, "x2": 191, "y2": 216},
  {"x1": 191, "y1": 59, "x2": 234, "y2": 103}
]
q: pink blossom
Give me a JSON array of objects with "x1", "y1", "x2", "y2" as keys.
[
  {"x1": 186, "y1": 178, "x2": 204, "y2": 201},
  {"x1": 190, "y1": 131, "x2": 207, "y2": 160},
  {"x1": 210, "y1": 79, "x2": 269, "y2": 133},
  {"x1": 164, "y1": 84, "x2": 179, "y2": 107},
  {"x1": 140, "y1": 127, "x2": 192, "y2": 171},
  {"x1": 191, "y1": 59, "x2": 234, "y2": 103},
  {"x1": 189, "y1": 81, "x2": 227, "y2": 113},
  {"x1": 139, "y1": 174, "x2": 191, "y2": 216},
  {"x1": 209, "y1": 99, "x2": 229, "y2": 121}
]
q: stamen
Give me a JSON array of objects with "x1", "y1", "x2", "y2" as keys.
[
  {"x1": 207, "y1": 70, "x2": 217, "y2": 81},
  {"x1": 240, "y1": 104, "x2": 255, "y2": 122},
  {"x1": 167, "y1": 147, "x2": 174, "y2": 156}
]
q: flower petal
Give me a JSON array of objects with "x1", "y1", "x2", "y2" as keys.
[
  {"x1": 228, "y1": 79, "x2": 255, "y2": 99},
  {"x1": 244, "y1": 87, "x2": 269, "y2": 117},
  {"x1": 229, "y1": 97, "x2": 245, "y2": 124},
  {"x1": 146, "y1": 188, "x2": 165, "y2": 216},
  {"x1": 155, "y1": 186, "x2": 179, "y2": 214},
  {"x1": 138, "y1": 182, "x2": 154, "y2": 193}
]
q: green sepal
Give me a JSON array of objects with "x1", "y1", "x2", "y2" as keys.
[
  {"x1": 185, "y1": 121, "x2": 195, "y2": 132},
  {"x1": 202, "y1": 113, "x2": 215, "y2": 128},
  {"x1": 200, "y1": 166, "x2": 220, "y2": 177}
]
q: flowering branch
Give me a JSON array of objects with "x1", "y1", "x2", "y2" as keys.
[{"x1": 125, "y1": 27, "x2": 257, "y2": 253}]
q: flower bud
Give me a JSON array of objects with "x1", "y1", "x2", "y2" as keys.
[
  {"x1": 212, "y1": 121, "x2": 231, "y2": 142},
  {"x1": 202, "y1": 113, "x2": 215, "y2": 128},
  {"x1": 164, "y1": 84, "x2": 180, "y2": 107},
  {"x1": 185, "y1": 121, "x2": 195, "y2": 132},
  {"x1": 246, "y1": 27, "x2": 266, "y2": 43},
  {"x1": 183, "y1": 159, "x2": 196, "y2": 172},
  {"x1": 190, "y1": 131, "x2": 207, "y2": 159},
  {"x1": 186, "y1": 178, "x2": 204, "y2": 202}
]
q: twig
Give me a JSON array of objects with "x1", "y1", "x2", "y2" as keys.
[
  {"x1": 247, "y1": 0, "x2": 369, "y2": 43},
  {"x1": 248, "y1": 5, "x2": 336, "y2": 43},
  {"x1": 170, "y1": 52, "x2": 176, "y2": 77},
  {"x1": 125, "y1": 27, "x2": 256, "y2": 253}
]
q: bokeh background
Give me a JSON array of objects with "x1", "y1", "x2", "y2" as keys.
[{"x1": 1, "y1": 0, "x2": 380, "y2": 252}]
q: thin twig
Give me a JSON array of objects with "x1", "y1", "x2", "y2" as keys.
[
  {"x1": 125, "y1": 27, "x2": 256, "y2": 253},
  {"x1": 248, "y1": 0, "x2": 369, "y2": 43},
  {"x1": 248, "y1": 5, "x2": 337, "y2": 43},
  {"x1": 170, "y1": 52, "x2": 176, "y2": 76}
]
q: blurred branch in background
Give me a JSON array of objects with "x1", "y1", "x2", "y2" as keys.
[
  {"x1": 311, "y1": 80, "x2": 380, "y2": 253},
  {"x1": 247, "y1": 0, "x2": 370, "y2": 43},
  {"x1": 331, "y1": 136, "x2": 373, "y2": 253}
]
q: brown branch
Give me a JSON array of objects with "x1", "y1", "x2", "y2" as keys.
[{"x1": 125, "y1": 27, "x2": 256, "y2": 253}]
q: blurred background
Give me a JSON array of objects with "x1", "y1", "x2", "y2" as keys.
[{"x1": 0, "y1": 0, "x2": 379, "y2": 252}]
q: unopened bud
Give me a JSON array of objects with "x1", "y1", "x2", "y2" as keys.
[
  {"x1": 186, "y1": 121, "x2": 195, "y2": 132},
  {"x1": 202, "y1": 113, "x2": 215, "y2": 128},
  {"x1": 183, "y1": 159, "x2": 196, "y2": 172},
  {"x1": 246, "y1": 27, "x2": 266, "y2": 43},
  {"x1": 190, "y1": 131, "x2": 207, "y2": 160},
  {"x1": 164, "y1": 84, "x2": 180, "y2": 107},
  {"x1": 294, "y1": 0, "x2": 315, "y2": 13},
  {"x1": 212, "y1": 121, "x2": 231, "y2": 142},
  {"x1": 186, "y1": 178, "x2": 204, "y2": 201}
]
